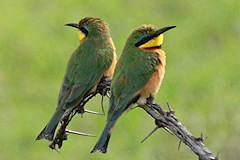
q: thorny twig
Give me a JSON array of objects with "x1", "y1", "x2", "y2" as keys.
[
  {"x1": 48, "y1": 77, "x2": 219, "y2": 160},
  {"x1": 49, "y1": 76, "x2": 111, "y2": 150},
  {"x1": 138, "y1": 96, "x2": 219, "y2": 160}
]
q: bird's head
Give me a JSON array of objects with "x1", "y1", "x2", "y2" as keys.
[
  {"x1": 127, "y1": 25, "x2": 176, "y2": 51},
  {"x1": 65, "y1": 17, "x2": 110, "y2": 43}
]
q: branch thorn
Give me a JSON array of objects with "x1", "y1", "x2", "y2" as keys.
[
  {"x1": 48, "y1": 76, "x2": 111, "y2": 150},
  {"x1": 49, "y1": 143, "x2": 60, "y2": 153},
  {"x1": 163, "y1": 127, "x2": 174, "y2": 135},
  {"x1": 76, "y1": 107, "x2": 85, "y2": 118},
  {"x1": 85, "y1": 109, "x2": 103, "y2": 115},
  {"x1": 141, "y1": 126, "x2": 159, "y2": 143},
  {"x1": 214, "y1": 152, "x2": 220, "y2": 160},
  {"x1": 101, "y1": 88, "x2": 106, "y2": 115},
  {"x1": 106, "y1": 92, "x2": 110, "y2": 98},
  {"x1": 65, "y1": 129, "x2": 96, "y2": 137},
  {"x1": 195, "y1": 133, "x2": 208, "y2": 142},
  {"x1": 167, "y1": 103, "x2": 175, "y2": 115},
  {"x1": 53, "y1": 147, "x2": 60, "y2": 153},
  {"x1": 178, "y1": 139, "x2": 182, "y2": 150}
]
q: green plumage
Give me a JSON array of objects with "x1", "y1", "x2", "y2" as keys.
[
  {"x1": 108, "y1": 45, "x2": 159, "y2": 119},
  {"x1": 36, "y1": 17, "x2": 114, "y2": 141},
  {"x1": 60, "y1": 33, "x2": 114, "y2": 109},
  {"x1": 92, "y1": 25, "x2": 160, "y2": 153}
]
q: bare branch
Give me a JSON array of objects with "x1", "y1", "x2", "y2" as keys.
[
  {"x1": 49, "y1": 76, "x2": 111, "y2": 150},
  {"x1": 47, "y1": 76, "x2": 219, "y2": 160},
  {"x1": 138, "y1": 96, "x2": 219, "y2": 160}
]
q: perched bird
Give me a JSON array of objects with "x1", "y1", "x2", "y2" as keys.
[
  {"x1": 36, "y1": 17, "x2": 117, "y2": 141},
  {"x1": 91, "y1": 24, "x2": 175, "y2": 153}
]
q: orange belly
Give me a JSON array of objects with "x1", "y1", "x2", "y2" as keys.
[{"x1": 140, "y1": 49, "x2": 166, "y2": 97}]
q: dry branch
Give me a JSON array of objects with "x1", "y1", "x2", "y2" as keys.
[
  {"x1": 47, "y1": 76, "x2": 219, "y2": 160},
  {"x1": 49, "y1": 76, "x2": 111, "y2": 150},
  {"x1": 138, "y1": 96, "x2": 219, "y2": 160}
]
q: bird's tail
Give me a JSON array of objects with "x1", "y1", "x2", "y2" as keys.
[
  {"x1": 36, "y1": 107, "x2": 65, "y2": 141},
  {"x1": 91, "y1": 119, "x2": 117, "y2": 154}
]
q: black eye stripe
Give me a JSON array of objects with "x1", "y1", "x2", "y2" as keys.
[
  {"x1": 80, "y1": 27, "x2": 88, "y2": 36},
  {"x1": 135, "y1": 36, "x2": 151, "y2": 47}
]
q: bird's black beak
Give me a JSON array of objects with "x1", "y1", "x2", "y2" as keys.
[
  {"x1": 65, "y1": 23, "x2": 79, "y2": 29},
  {"x1": 154, "y1": 26, "x2": 176, "y2": 38}
]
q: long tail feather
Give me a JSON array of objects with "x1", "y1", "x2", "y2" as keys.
[
  {"x1": 91, "y1": 120, "x2": 117, "y2": 153},
  {"x1": 36, "y1": 107, "x2": 65, "y2": 141}
]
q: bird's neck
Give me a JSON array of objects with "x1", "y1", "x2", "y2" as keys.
[
  {"x1": 80, "y1": 33, "x2": 111, "y2": 47},
  {"x1": 154, "y1": 49, "x2": 166, "y2": 67},
  {"x1": 142, "y1": 48, "x2": 166, "y2": 67}
]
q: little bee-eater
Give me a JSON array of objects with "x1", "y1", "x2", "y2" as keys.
[
  {"x1": 36, "y1": 17, "x2": 117, "y2": 141},
  {"x1": 91, "y1": 24, "x2": 175, "y2": 153}
]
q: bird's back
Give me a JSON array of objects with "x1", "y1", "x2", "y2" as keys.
[
  {"x1": 58, "y1": 38, "x2": 115, "y2": 110},
  {"x1": 107, "y1": 47, "x2": 160, "y2": 120}
]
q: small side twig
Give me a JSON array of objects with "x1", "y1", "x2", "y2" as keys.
[
  {"x1": 138, "y1": 96, "x2": 219, "y2": 160},
  {"x1": 48, "y1": 76, "x2": 219, "y2": 160},
  {"x1": 49, "y1": 76, "x2": 111, "y2": 150}
]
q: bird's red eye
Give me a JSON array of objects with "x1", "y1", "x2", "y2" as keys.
[
  {"x1": 135, "y1": 35, "x2": 150, "y2": 47},
  {"x1": 141, "y1": 37, "x2": 148, "y2": 42},
  {"x1": 80, "y1": 27, "x2": 86, "y2": 32}
]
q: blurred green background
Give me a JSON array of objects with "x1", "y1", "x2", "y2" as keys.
[{"x1": 0, "y1": 0, "x2": 239, "y2": 159}]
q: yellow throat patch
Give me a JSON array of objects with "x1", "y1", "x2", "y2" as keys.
[
  {"x1": 139, "y1": 34, "x2": 164, "y2": 49},
  {"x1": 78, "y1": 30, "x2": 86, "y2": 42}
]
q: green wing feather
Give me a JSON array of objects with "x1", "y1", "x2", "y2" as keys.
[
  {"x1": 37, "y1": 27, "x2": 114, "y2": 141},
  {"x1": 57, "y1": 42, "x2": 113, "y2": 110},
  {"x1": 107, "y1": 48, "x2": 159, "y2": 121}
]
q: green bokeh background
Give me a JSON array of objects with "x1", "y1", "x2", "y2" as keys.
[{"x1": 0, "y1": 0, "x2": 239, "y2": 159}]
